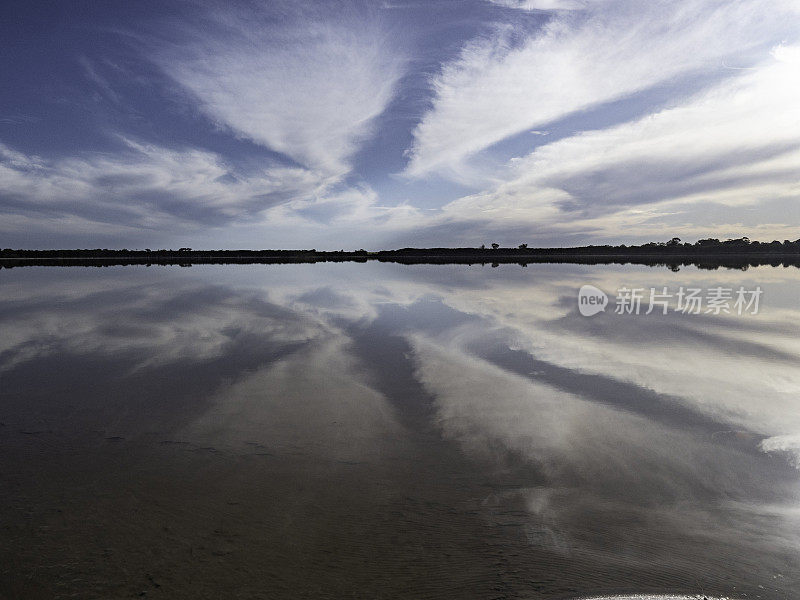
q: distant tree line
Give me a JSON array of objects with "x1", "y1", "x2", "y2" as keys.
[{"x1": 3, "y1": 238, "x2": 800, "y2": 270}]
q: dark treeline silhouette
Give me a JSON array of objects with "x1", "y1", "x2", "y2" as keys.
[{"x1": 3, "y1": 237, "x2": 800, "y2": 270}]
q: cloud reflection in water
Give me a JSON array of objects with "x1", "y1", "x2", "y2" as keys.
[{"x1": 1, "y1": 262, "x2": 799, "y2": 598}]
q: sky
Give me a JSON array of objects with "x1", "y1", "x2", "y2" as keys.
[{"x1": 1, "y1": 0, "x2": 799, "y2": 250}]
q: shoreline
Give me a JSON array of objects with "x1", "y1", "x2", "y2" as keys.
[{"x1": 3, "y1": 249, "x2": 800, "y2": 270}]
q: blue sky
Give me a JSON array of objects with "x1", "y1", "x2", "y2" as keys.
[{"x1": 1, "y1": 0, "x2": 799, "y2": 249}]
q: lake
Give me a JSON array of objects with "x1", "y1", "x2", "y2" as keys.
[{"x1": 1, "y1": 262, "x2": 799, "y2": 599}]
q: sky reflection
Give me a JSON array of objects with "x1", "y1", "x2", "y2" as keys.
[{"x1": 1, "y1": 263, "x2": 799, "y2": 598}]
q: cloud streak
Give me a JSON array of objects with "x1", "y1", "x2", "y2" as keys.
[
  {"x1": 414, "y1": 43, "x2": 800, "y2": 245},
  {"x1": 406, "y1": 0, "x2": 800, "y2": 178},
  {"x1": 531, "y1": 45, "x2": 800, "y2": 207},
  {"x1": 157, "y1": 6, "x2": 406, "y2": 178},
  {"x1": 0, "y1": 139, "x2": 326, "y2": 233},
  {"x1": 486, "y1": 0, "x2": 587, "y2": 10}
]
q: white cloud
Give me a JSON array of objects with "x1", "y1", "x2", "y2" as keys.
[
  {"x1": 0, "y1": 139, "x2": 327, "y2": 231},
  {"x1": 0, "y1": 137, "x2": 430, "y2": 248},
  {"x1": 486, "y1": 0, "x2": 587, "y2": 10},
  {"x1": 760, "y1": 434, "x2": 800, "y2": 468},
  {"x1": 157, "y1": 9, "x2": 406, "y2": 178},
  {"x1": 431, "y1": 45, "x2": 800, "y2": 241},
  {"x1": 5, "y1": 2, "x2": 800, "y2": 248},
  {"x1": 406, "y1": 0, "x2": 800, "y2": 177}
]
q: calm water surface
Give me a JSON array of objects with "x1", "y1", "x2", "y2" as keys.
[{"x1": 1, "y1": 263, "x2": 799, "y2": 599}]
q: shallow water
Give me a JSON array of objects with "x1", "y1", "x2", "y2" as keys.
[{"x1": 1, "y1": 262, "x2": 799, "y2": 599}]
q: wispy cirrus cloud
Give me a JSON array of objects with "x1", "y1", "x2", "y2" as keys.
[
  {"x1": 0, "y1": 137, "x2": 428, "y2": 249},
  {"x1": 156, "y1": 6, "x2": 406, "y2": 179},
  {"x1": 485, "y1": 0, "x2": 587, "y2": 10},
  {"x1": 0, "y1": 3, "x2": 413, "y2": 247},
  {"x1": 430, "y1": 44, "x2": 800, "y2": 243},
  {"x1": 2, "y1": 0, "x2": 798, "y2": 248},
  {"x1": 406, "y1": 0, "x2": 800, "y2": 178},
  {"x1": 0, "y1": 139, "x2": 326, "y2": 233}
]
